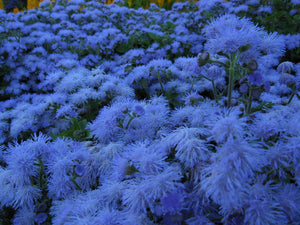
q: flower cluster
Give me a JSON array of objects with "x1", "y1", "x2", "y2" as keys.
[{"x1": 0, "y1": 0, "x2": 300, "y2": 224}]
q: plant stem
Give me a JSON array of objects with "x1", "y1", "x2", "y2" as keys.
[
  {"x1": 125, "y1": 112, "x2": 136, "y2": 129},
  {"x1": 71, "y1": 176, "x2": 82, "y2": 191},
  {"x1": 245, "y1": 88, "x2": 253, "y2": 115},
  {"x1": 211, "y1": 79, "x2": 218, "y2": 103},
  {"x1": 227, "y1": 63, "x2": 234, "y2": 107},
  {"x1": 227, "y1": 53, "x2": 240, "y2": 107},
  {"x1": 156, "y1": 72, "x2": 165, "y2": 94},
  {"x1": 287, "y1": 91, "x2": 295, "y2": 104}
]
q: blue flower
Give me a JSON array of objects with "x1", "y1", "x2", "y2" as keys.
[
  {"x1": 12, "y1": 207, "x2": 36, "y2": 225},
  {"x1": 133, "y1": 104, "x2": 145, "y2": 116},
  {"x1": 37, "y1": 203, "x2": 47, "y2": 212},
  {"x1": 122, "y1": 165, "x2": 183, "y2": 214},
  {"x1": 161, "y1": 190, "x2": 186, "y2": 215},
  {"x1": 200, "y1": 137, "x2": 266, "y2": 214},
  {"x1": 291, "y1": 0, "x2": 300, "y2": 5},
  {"x1": 277, "y1": 184, "x2": 300, "y2": 222},
  {"x1": 244, "y1": 199, "x2": 287, "y2": 225},
  {"x1": 46, "y1": 138, "x2": 93, "y2": 199},
  {"x1": 35, "y1": 213, "x2": 48, "y2": 224},
  {"x1": 203, "y1": 14, "x2": 263, "y2": 58},
  {"x1": 283, "y1": 34, "x2": 300, "y2": 50},
  {"x1": 239, "y1": 83, "x2": 249, "y2": 93},
  {"x1": 277, "y1": 61, "x2": 294, "y2": 73},
  {"x1": 74, "y1": 165, "x2": 85, "y2": 177},
  {"x1": 258, "y1": 5, "x2": 273, "y2": 14},
  {"x1": 248, "y1": 71, "x2": 263, "y2": 86}
]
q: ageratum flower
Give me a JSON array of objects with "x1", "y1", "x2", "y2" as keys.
[
  {"x1": 45, "y1": 138, "x2": 93, "y2": 200},
  {"x1": 74, "y1": 165, "x2": 85, "y2": 177},
  {"x1": 35, "y1": 213, "x2": 48, "y2": 224},
  {"x1": 185, "y1": 215, "x2": 214, "y2": 225},
  {"x1": 88, "y1": 96, "x2": 169, "y2": 144},
  {"x1": 283, "y1": 34, "x2": 300, "y2": 50},
  {"x1": 124, "y1": 141, "x2": 168, "y2": 175},
  {"x1": 239, "y1": 83, "x2": 249, "y2": 93},
  {"x1": 248, "y1": 71, "x2": 263, "y2": 86},
  {"x1": 229, "y1": 4, "x2": 249, "y2": 14},
  {"x1": 12, "y1": 207, "x2": 36, "y2": 225},
  {"x1": 122, "y1": 165, "x2": 183, "y2": 214},
  {"x1": 291, "y1": 0, "x2": 300, "y2": 5},
  {"x1": 200, "y1": 137, "x2": 266, "y2": 214},
  {"x1": 202, "y1": 14, "x2": 285, "y2": 65},
  {"x1": 163, "y1": 127, "x2": 210, "y2": 169},
  {"x1": 258, "y1": 5, "x2": 273, "y2": 14},
  {"x1": 208, "y1": 108, "x2": 246, "y2": 143},
  {"x1": 195, "y1": 0, "x2": 228, "y2": 13},
  {"x1": 37, "y1": 203, "x2": 47, "y2": 213},
  {"x1": 277, "y1": 61, "x2": 294, "y2": 74},
  {"x1": 244, "y1": 199, "x2": 287, "y2": 225},
  {"x1": 277, "y1": 184, "x2": 300, "y2": 222}
]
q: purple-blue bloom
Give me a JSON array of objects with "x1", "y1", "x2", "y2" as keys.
[
  {"x1": 248, "y1": 71, "x2": 263, "y2": 86},
  {"x1": 0, "y1": 0, "x2": 299, "y2": 223},
  {"x1": 35, "y1": 213, "x2": 48, "y2": 224},
  {"x1": 74, "y1": 164, "x2": 85, "y2": 177},
  {"x1": 239, "y1": 83, "x2": 248, "y2": 93}
]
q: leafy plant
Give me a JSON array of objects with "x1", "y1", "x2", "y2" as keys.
[{"x1": 51, "y1": 117, "x2": 92, "y2": 141}]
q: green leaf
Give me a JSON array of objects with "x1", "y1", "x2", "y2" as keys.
[
  {"x1": 51, "y1": 117, "x2": 91, "y2": 141},
  {"x1": 250, "y1": 101, "x2": 275, "y2": 114}
]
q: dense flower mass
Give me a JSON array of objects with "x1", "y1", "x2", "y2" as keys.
[{"x1": 0, "y1": 0, "x2": 300, "y2": 224}]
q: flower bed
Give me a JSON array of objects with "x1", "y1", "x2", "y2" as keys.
[{"x1": 0, "y1": 0, "x2": 300, "y2": 224}]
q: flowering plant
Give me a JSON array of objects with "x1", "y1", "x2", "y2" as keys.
[{"x1": 0, "y1": 0, "x2": 300, "y2": 224}]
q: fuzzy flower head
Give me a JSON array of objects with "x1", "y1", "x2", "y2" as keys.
[
  {"x1": 89, "y1": 97, "x2": 169, "y2": 144},
  {"x1": 200, "y1": 137, "x2": 266, "y2": 214},
  {"x1": 277, "y1": 61, "x2": 294, "y2": 74},
  {"x1": 122, "y1": 165, "x2": 183, "y2": 214},
  {"x1": 208, "y1": 108, "x2": 245, "y2": 143},
  {"x1": 74, "y1": 164, "x2": 85, "y2": 177},
  {"x1": 35, "y1": 213, "x2": 48, "y2": 224},
  {"x1": 202, "y1": 14, "x2": 285, "y2": 65},
  {"x1": 206, "y1": 64, "x2": 226, "y2": 80},
  {"x1": 202, "y1": 14, "x2": 262, "y2": 56},
  {"x1": 248, "y1": 71, "x2": 263, "y2": 86}
]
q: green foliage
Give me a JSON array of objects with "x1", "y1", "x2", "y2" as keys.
[
  {"x1": 0, "y1": 21, "x2": 25, "y2": 100},
  {"x1": 125, "y1": 164, "x2": 139, "y2": 175},
  {"x1": 249, "y1": 101, "x2": 275, "y2": 114},
  {"x1": 51, "y1": 117, "x2": 92, "y2": 141},
  {"x1": 236, "y1": 0, "x2": 300, "y2": 63},
  {"x1": 116, "y1": 26, "x2": 175, "y2": 55},
  {"x1": 116, "y1": 31, "x2": 152, "y2": 53},
  {"x1": 124, "y1": 0, "x2": 150, "y2": 9},
  {"x1": 31, "y1": 158, "x2": 52, "y2": 224},
  {"x1": 250, "y1": 0, "x2": 300, "y2": 35},
  {"x1": 162, "y1": 0, "x2": 178, "y2": 10}
]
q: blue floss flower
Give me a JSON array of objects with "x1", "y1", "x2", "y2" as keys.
[
  {"x1": 35, "y1": 213, "x2": 48, "y2": 224},
  {"x1": 161, "y1": 191, "x2": 185, "y2": 214},
  {"x1": 207, "y1": 65, "x2": 224, "y2": 80},
  {"x1": 4, "y1": 0, "x2": 18, "y2": 11},
  {"x1": 37, "y1": 203, "x2": 48, "y2": 212},
  {"x1": 277, "y1": 61, "x2": 294, "y2": 74},
  {"x1": 263, "y1": 81, "x2": 271, "y2": 92},
  {"x1": 279, "y1": 73, "x2": 296, "y2": 85},
  {"x1": 239, "y1": 83, "x2": 249, "y2": 93},
  {"x1": 291, "y1": 0, "x2": 300, "y2": 5},
  {"x1": 133, "y1": 105, "x2": 145, "y2": 116},
  {"x1": 74, "y1": 164, "x2": 85, "y2": 177},
  {"x1": 163, "y1": 213, "x2": 183, "y2": 225},
  {"x1": 248, "y1": 71, "x2": 263, "y2": 86}
]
